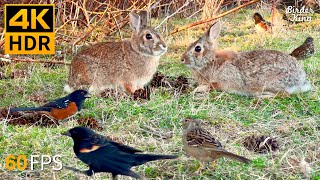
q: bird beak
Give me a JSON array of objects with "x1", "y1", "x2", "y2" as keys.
[
  {"x1": 84, "y1": 93, "x2": 91, "y2": 98},
  {"x1": 61, "y1": 131, "x2": 71, "y2": 137}
]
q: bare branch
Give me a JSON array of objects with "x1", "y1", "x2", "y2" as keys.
[
  {"x1": 0, "y1": 54, "x2": 71, "y2": 65},
  {"x1": 170, "y1": 0, "x2": 261, "y2": 35},
  {"x1": 155, "y1": 0, "x2": 194, "y2": 29}
]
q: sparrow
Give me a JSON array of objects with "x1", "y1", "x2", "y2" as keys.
[
  {"x1": 62, "y1": 126, "x2": 178, "y2": 179},
  {"x1": 182, "y1": 118, "x2": 251, "y2": 172},
  {"x1": 290, "y1": 37, "x2": 315, "y2": 60}
]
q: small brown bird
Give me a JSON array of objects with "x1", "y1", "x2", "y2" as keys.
[
  {"x1": 290, "y1": 37, "x2": 315, "y2": 60},
  {"x1": 182, "y1": 119, "x2": 251, "y2": 172},
  {"x1": 253, "y1": 12, "x2": 272, "y2": 33}
]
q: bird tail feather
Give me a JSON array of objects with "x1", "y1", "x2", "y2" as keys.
[
  {"x1": 222, "y1": 151, "x2": 251, "y2": 164},
  {"x1": 10, "y1": 107, "x2": 51, "y2": 113},
  {"x1": 125, "y1": 170, "x2": 141, "y2": 179}
]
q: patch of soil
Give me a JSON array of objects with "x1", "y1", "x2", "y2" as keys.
[
  {"x1": 99, "y1": 72, "x2": 191, "y2": 100},
  {"x1": 0, "y1": 108, "x2": 59, "y2": 127},
  {"x1": 99, "y1": 89, "x2": 123, "y2": 98},
  {"x1": 149, "y1": 72, "x2": 191, "y2": 92},
  {"x1": 9, "y1": 69, "x2": 30, "y2": 79},
  {"x1": 0, "y1": 61, "x2": 10, "y2": 67},
  {"x1": 77, "y1": 117, "x2": 103, "y2": 131},
  {"x1": 0, "y1": 71, "x2": 6, "y2": 80},
  {"x1": 0, "y1": 70, "x2": 30, "y2": 79},
  {"x1": 243, "y1": 135, "x2": 279, "y2": 153},
  {"x1": 133, "y1": 87, "x2": 151, "y2": 100},
  {"x1": 28, "y1": 93, "x2": 47, "y2": 104}
]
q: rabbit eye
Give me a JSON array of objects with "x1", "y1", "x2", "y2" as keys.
[
  {"x1": 146, "y1": 33, "x2": 153, "y2": 40},
  {"x1": 195, "y1": 46, "x2": 201, "y2": 52}
]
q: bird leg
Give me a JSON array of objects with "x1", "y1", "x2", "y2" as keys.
[
  {"x1": 194, "y1": 162, "x2": 203, "y2": 174},
  {"x1": 211, "y1": 160, "x2": 217, "y2": 170},
  {"x1": 112, "y1": 173, "x2": 118, "y2": 180}
]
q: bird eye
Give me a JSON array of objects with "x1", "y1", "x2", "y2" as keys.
[
  {"x1": 81, "y1": 92, "x2": 84, "y2": 95},
  {"x1": 195, "y1": 46, "x2": 201, "y2": 52},
  {"x1": 183, "y1": 119, "x2": 190, "y2": 123},
  {"x1": 146, "y1": 33, "x2": 153, "y2": 40}
]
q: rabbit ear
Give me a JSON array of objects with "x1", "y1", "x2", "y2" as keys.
[
  {"x1": 138, "y1": 10, "x2": 148, "y2": 28},
  {"x1": 129, "y1": 10, "x2": 148, "y2": 31},
  {"x1": 205, "y1": 21, "x2": 221, "y2": 43},
  {"x1": 129, "y1": 11, "x2": 141, "y2": 31}
]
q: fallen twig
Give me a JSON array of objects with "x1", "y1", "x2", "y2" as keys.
[
  {"x1": 64, "y1": 166, "x2": 87, "y2": 175},
  {"x1": 170, "y1": 0, "x2": 260, "y2": 34},
  {"x1": 270, "y1": 0, "x2": 276, "y2": 33},
  {"x1": 141, "y1": 125, "x2": 173, "y2": 140},
  {"x1": 0, "y1": 54, "x2": 71, "y2": 65},
  {"x1": 155, "y1": 0, "x2": 194, "y2": 29}
]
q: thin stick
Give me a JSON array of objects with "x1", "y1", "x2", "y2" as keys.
[
  {"x1": 270, "y1": 0, "x2": 276, "y2": 33},
  {"x1": 64, "y1": 166, "x2": 87, "y2": 175},
  {"x1": 155, "y1": 0, "x2": 194, "y2": 29},
  {"x1": 0, "y1": 54, "x2": 71, "y2": 65},
  {"x1": 170, "y1": 0, "x2": 261, "y2": 35},
  {"x1": 72, "y1": 5, "x2": 109, "y2": 48}
]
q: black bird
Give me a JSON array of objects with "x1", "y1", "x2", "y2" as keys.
[
  {"x1": 62, "y1": 126, "x2": 178, "y2": 179},
  {"x1": 253, "y1": 12, "x2": 272, "y2": 33},
  {"x1": 290, "y1": 37, "x2": 315, "y2": 60},
  {"x1": 10, "y1": 90, "x2": 90, "y2": 120}
]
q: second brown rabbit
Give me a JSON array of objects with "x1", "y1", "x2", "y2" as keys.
[
  {"x1": 65, "y1": 11, "x2": 167, "y2": 95},
  {"x1": 181, "y1": 22, "x2": 311, "y2": 98}
]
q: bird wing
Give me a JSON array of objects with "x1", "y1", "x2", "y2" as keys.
[
  {"x1": 77, "y1": 140, "x2": 138, "y2": 176},
  {"x1": 186, "y1": 128, "x2": 224, "y2": 150},
  {"x1": 79, "y1": 134, "x2": 142, "y2": 154},
  {"x1": 10, "y1": 96, "x2": 73, "y2": 115},
  {"x1": 109, "y1": 141, "x2": 143, "y2": 153},
  {"x1": 41, "y1": 96, "x2": 70, "y2": 109},
  {"x1": 264, "y1": 20, "x2": 272, "y2": 26}
]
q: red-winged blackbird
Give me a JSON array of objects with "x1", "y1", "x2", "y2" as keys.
[
  {"x1": 290, "y1": 37, "x2": 315, "y2": 60},
  {"x1": 10, "y1": 90, "x2": 90, "y2": 120},
  {"x1": 62, "y1": 126, "x2": 178, "y2": 179},
  {"x1": 253, "y1": 12, "x2": 272, "y2": 33}
]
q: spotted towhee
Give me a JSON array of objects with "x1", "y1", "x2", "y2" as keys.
[
  {"x1": 290, "y1": 37, "x2": 315, "y2": 60},
  {"x1": 253, "y1": 12, "x2": 272, "y2": 33},
  {"x1": 62, "y1": 126, "x2": 178, "y2": 179},
  {"x1": 10, "y1": 90, "x2": 90, "y2": 120}
]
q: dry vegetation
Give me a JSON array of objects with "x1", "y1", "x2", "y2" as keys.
[{"x1": 0, "y1": 0, "x2": 320, "y2": 179}]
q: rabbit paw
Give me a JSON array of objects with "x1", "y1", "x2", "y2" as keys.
[
  {"x1": 123, "y1": 82, "x2": 138, "y2": 94},
  {"x1": 193, "y1": 85, "x2": 210, "y2": 93}
]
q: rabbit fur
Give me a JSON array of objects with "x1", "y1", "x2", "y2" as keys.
[
  {"x1": 65, "y1": 10, "x2": 167, "y2": 95},
  {"x1": 181, "y1": 22, "x2": 311, "y2": 98}
]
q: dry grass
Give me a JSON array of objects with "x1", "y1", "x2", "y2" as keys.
[{"x1": 0, "y1": 4, "x2": 320, "y2": 180}]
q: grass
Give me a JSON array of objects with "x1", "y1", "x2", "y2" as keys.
[{"x1": 0, "y1": 8, "x2": 320, "y2": 179}]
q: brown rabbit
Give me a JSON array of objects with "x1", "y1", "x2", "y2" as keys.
[
  {"x1": 181, "y1": 22, "x2": 311, "y2": 98},
  {"x1": 64, "y1": 11, "x2": 167, "y2": 95}
]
